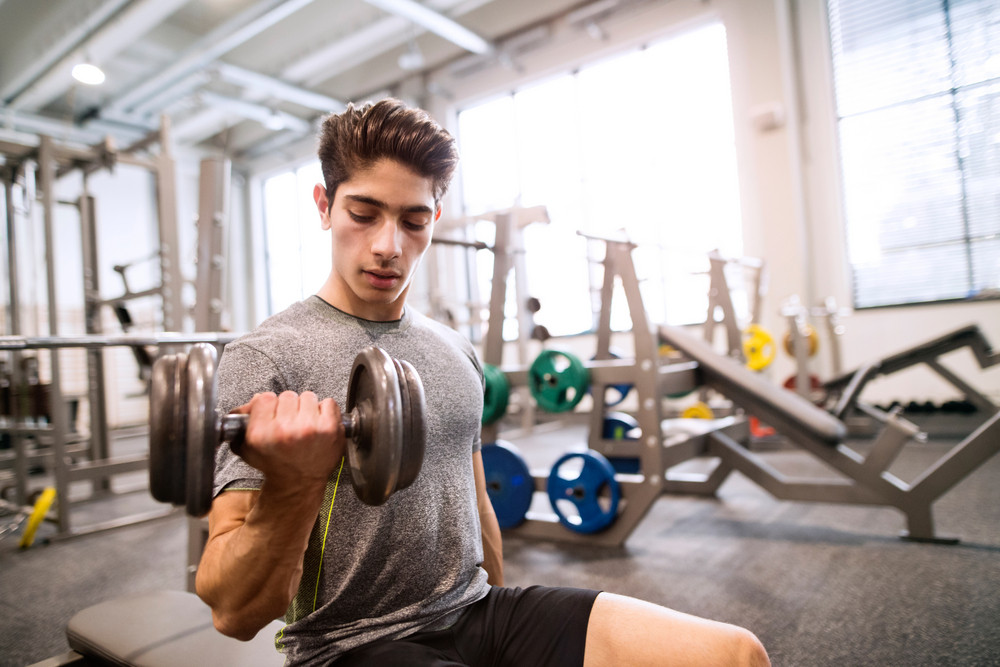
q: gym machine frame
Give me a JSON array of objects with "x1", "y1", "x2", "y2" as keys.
[
  {"x1": 487, "y1": 234, "x2": 1000, "y2": 545},
  {"x1": 0, "y1": 122, "x2": 223, "y2": 539}
]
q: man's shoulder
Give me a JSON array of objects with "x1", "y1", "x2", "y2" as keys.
[
  {"x1": 406, "y1": 309, "x2": 482, "y2": 378},
  {"x1": 232, "y1": 300, "x2": 319, "y2": 346},
  {"x1": 408, "y1": 308, "x2": 474, "y2": 351}
]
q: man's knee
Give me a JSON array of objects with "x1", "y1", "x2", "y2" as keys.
[{"x1": 731, "y1": 627, "x2": 770, "y2": 667}]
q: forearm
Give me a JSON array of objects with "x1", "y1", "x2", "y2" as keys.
[
  {"x1": 480, "y1": 505, "x2": 504, "y2": 586},
  {"x1": 196, "y1": 480, "x2": 327, "y2": 639}
]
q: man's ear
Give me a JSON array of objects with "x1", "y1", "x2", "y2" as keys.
[
  {"x1": 314, "y1": 184, "x2": 332, "y2": 229},
  {"x1": 434, "y1": 207, "x2": 442, "y2": 222}
]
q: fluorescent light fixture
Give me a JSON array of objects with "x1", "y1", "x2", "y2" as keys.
[
  {"x1": 72, "y1": 62, "x2": 106, "y2": 85},
  {"x1": 365, "y1": 0, "x2": 492, "y2": 54}
]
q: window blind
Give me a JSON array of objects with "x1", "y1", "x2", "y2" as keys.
[{"x1": 828, "y1": 0, "x2": 999, "y2": 308}]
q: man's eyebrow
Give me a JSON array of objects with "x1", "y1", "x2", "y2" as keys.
[{"x1": 345, "y1": 194, "x2": 434, "y2": 214}]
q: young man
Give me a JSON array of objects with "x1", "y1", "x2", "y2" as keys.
[{"x1": 196, "y1": 98, "x2": 770, "y2": 667}]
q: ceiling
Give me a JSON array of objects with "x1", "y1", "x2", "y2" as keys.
[{"x1": 0, "y1": 0, "x2": 616, "y2": 163}]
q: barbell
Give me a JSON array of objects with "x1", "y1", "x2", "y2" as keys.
[{"x1": 148, "y1": 343, "x2": 426, "y2": 516}]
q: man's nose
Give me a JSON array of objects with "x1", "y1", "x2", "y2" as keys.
[{"x1": 371, "y1": 220, "x2": 402, "y2": 259}]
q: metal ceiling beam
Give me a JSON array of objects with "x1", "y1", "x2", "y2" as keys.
[
  {"x1": 283, "y1": 0, "x2": 489, "y2": 87},
  {"x1": 213, "y1": 63, "x2": 345, "y2": 113},
  {"x1": 0, "y1": 0, "x2": 131, "y2": 105},
  {"x1": 170, "y1": 107, "x2": 237, "y2": 145},
  {"x1": 0, "y1": 108, "x2": 146, "y2": 146},
  {"x1": 197, "y1": 91, "x2": 312, "y2": 134},
  {"x1": 108, "y1": 0, "x2": 319, "y2": 115},
  {"x1": 6, "y1": 0, "x2": 192, "y2": 112},
  {"x1": 364, "y1": 0, "x2": 492, "y2": 54}
]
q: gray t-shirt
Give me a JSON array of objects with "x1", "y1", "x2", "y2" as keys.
[{"x1": 212, "y1": 296, "x2": 491, "y2": 665}]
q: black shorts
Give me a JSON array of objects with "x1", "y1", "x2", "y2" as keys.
[{"x1": 331, "y1": 585, "x2": 601, "y2": 667}]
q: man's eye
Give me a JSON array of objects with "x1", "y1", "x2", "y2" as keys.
[
  {"x1": 404, "y1": 219, "x2": 429, "y2": 230},
  {"x1": 349, "y1": 211, "x2": 375, "y2": 223}
]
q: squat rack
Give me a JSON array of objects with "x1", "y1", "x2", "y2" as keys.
[{"x1": 0, "y1": 121, "x2": 228, "y2": 539}]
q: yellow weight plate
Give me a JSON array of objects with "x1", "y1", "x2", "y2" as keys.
[
  {"x1": 743, "y1": 324, "x2": 776, "y2": 371},
  {"x1": 783, "y1": 324, "x2": 819, "y2": 357},
  {"x1": 681, "y1": 401, "x2": 715, "y2": 419}
]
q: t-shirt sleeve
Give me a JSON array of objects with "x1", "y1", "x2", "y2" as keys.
[{"x1": 212, "y1": 341, "x2": 287, "y2": 496}]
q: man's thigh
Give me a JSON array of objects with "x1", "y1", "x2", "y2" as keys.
[
  {"x1": 453, "y1": 585, "x2": 600, "y2": 667},
  {"x1": 583, "y1": 592, "x2": 770, "y2": 667}
]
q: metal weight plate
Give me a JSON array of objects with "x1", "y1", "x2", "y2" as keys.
[
  {"x1": 185, "y1": 344, "x2": 220, "y2": 517},
  {"x1": 392, "y1": 358, "x2": 425, "y2": 492},
  {"x1": 782, "y1": 373, "x2": 826, "y2": 405},
  {"x1": 547, "y1": 450, "x2": 621, "y2": 534},
  {"x1": 346, "y1": 347, "x2": 403, "y2": 506},
  {"x1": 743, "y1": 324, "x2": 777, "y2": 371},
  {"x1": 148, "y1": 353, "x2": 187, "y2": 507},
  {"x1": 590, "y1": 350, "x2": 633, "y2": 407},
  {"x1": 681, "y1": 401, "x2": 715, "y2": 420},
  {"x1": 783, "y1": 325, "x2": 819, "y2": 358},
  {"x1": 602, "y1": 411, "x2": 641, "y2": 474},
  {"x1": 528, "y1": 349, "x2": 590, "y2": 413},
  {"x1": 481, "y1": 363, "x2": 509, "y2": 425},
  {"x1": 481, "y1": 440, "x2": 533, "y2": 529}
]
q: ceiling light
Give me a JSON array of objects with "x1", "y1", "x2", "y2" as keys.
[
  {"x1": 263, "y1": 110, "x2": 286, "y2": 131},
  {"x1": 72, "y1": 62, "x2": 106, "y2": 86},
  {"x1": 398, "y1": 38, "x2": 425, "y2": 71}
]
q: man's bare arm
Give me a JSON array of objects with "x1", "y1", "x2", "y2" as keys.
[
  {"x1": 473, "y1": 450, "x2": 504, "y2": 586},
  {"x1": 195, "y1": 391, "x2": 343, "y2": 639}
]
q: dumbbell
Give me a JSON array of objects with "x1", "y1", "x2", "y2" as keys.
[{"x1": 148, "y1": 343, "x2": 426, "y2": 516}]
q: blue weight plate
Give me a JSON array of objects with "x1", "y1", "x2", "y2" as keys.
[
  {"x1": 602, "y1": 412, "x2": 641, "y2": 474},
  {"x1": 590, "y1": 350, "x2": 633, "y2": 407},
  {"x1": 602, "y1": 411, "x2": 640, "y2": 440},
  {"x1": 547, "y1": 450, "x2": 620, "y2": 534},
  {"x1": 481, "y1": 441, "x2": 534, "y2": 529}
]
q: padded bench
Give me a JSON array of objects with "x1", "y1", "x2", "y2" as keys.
[
  {"x1": 659, "y1": 324, "x2": 848, "y2": 447},
  {"x1": 64, "y1": 590, "x2": 284, "y2": 667}
]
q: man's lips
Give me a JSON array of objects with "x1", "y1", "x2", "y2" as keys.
[{"x1": 364, "y1": 269, "x2": 402, "y2": 288}]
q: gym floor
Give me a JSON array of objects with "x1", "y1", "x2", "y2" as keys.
[{"x1": 2, "y1": 418, "x2": 999, "y2": 667}]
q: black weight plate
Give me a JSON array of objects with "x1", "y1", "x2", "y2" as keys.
[
  {"x1": 148, "y1": 353, "x2": 185, "y2": 505},
  {"x1": 185, "y1": 344, "x2": 219, "y2": 517},
  {"x1": 392, "y1": 358, "x2": 425, "y2": 491},
  {"x1": 346, "y1": 347, "x2": 402, "y2": 506}
]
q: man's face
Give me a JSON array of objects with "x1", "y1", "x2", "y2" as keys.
[{"x1": 314, "y1": 158, "x2": 439, "y2": 321}]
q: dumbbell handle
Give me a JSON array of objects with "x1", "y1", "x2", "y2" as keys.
[{"x1": 218, "y1": 411, "x2": 360, "y2": 450}]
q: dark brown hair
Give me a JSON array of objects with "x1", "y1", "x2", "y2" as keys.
[{"x1": 317, "y1": 98, "x2": 459, "y2": 206}]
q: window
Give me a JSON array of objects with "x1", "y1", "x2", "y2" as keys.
[
  {"x1": 457, "y1": 21, "x2": 743, "y2": 337},
  {"x1": 828, "y1": 0, "x2": 1000, "y2": 308},
  {"x1": 262, "y1": 160, "x2": 327, "y2": 314}
]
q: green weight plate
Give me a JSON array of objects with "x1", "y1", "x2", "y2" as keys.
[
  {"x1": 148, "y1": 353, "x2": 186, "y2": 506},
  {"x1": 528, "y1": 349, "x2": 590, "y2": 413},
  {"x1": 481, "y1": 363, "x2": 509, "y2": 425},
  {"x1": 393, "y1": 358, "x2": 425, "y2": 492},
  {"x1": 185, "y1": 344, "x2": 219, "y2": 517},
  {"x1": 347, "y1": 346, "x2": 402, "y2": 506}
]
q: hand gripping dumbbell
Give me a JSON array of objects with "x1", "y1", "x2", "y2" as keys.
[{"x1": 148, "y1": 343, "x2": 426, "y2": 516}]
